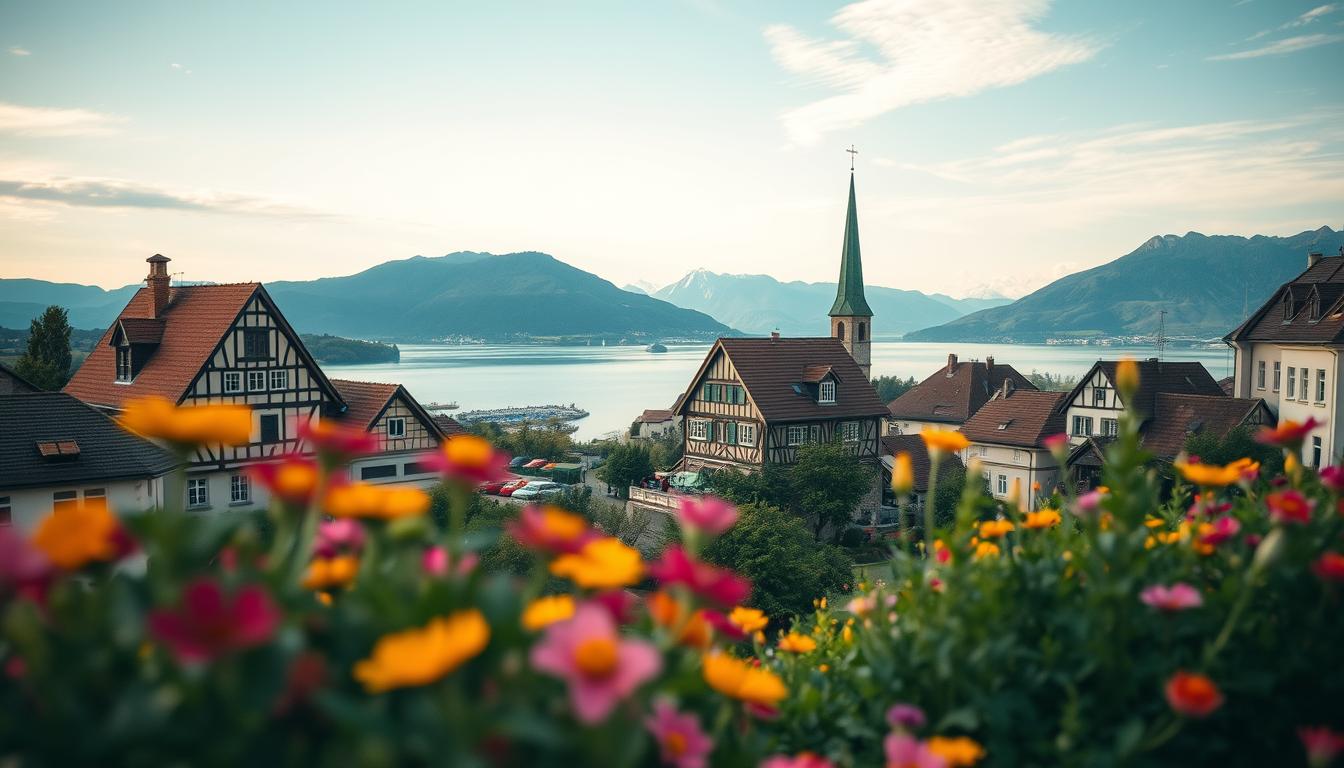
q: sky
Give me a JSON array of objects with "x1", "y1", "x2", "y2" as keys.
[{"x1": 0, "y1": 0, "x2": 1342, "y2": 299}]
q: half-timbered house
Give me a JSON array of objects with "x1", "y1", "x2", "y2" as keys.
[
  {"x1": 331, "y1": 379, "x2": 445, "y2": 488},
  {"x1": 1057, "y1": 359, "x2": 1225, "y2": 446}
]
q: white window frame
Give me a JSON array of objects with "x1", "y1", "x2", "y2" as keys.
[
  {"x1": 1288, "y1": 367, "x2": 1297, "y2": 399},
  {"x1": 187, "y1": 478, "x2": 209, "y2": 508},
  {"x1": 997, "y1": 474, "x2": 1008, "y2": 495},
  {"x1": 223, "y1": 372, "x2": 242, "y2": 394},
  {"x1": 1301, "y1": 368, "x2": 1310, "y2": 401},
  {"x1": 819, "y1": 380, "x2": 836, "y2": 404},
  {"x1": 1273, "y1": 362, "x2": 1281, "y2": 392},
  {"x1": 1313, "y1": 436, "x2": 1323, "y2": 468},
  {"x1": 230, "y1": 473, "x2": 251, "y2": 504},
  {"x1": 688, "y1": 419, "x2": 709, "y2": 441},
  {"x1": 1317, "y1": 369, "x2": 1327, "y2": 402},
  {"x1": 1093, "y1": 387, "x2": 1106, "y2": 406},
  {"x1": 269, "y1": 369, "x2": 288, "y2": 391},
  {"x1": 1072, "y1": 415, "x2": 1093, "y2": 436},
  {"x1": 387, "y1": 417, "x2": 406, "y2": 438},
  {"x1": 1257, "y1": 361, "x2": 1266, "y2": 390},
  {"x1": 737, "y1": 422, "x2": 756, "y2": 447},
  {"x1": 787, "y1": 425, "x2": 807, "y2": 446},
  {"x1": 83, "y1": 488, "x2": 105, "y2": 500},
  {"x1": 247, "y1": 370, "x2": 267, "y2": 392},
  {"x1": 840, "y1": 421, "x2": 860, "y2": 442},
  {"x1": 1101, "y1": 418, "x2": 1118, "y2": 437},
  {"x1": 115, "y1": 346, "x2": 132, "y2": 382}
]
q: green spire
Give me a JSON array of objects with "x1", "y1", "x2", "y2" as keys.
[{"x1": 829, "y1": 172, "x2": 872, "y2": 317}]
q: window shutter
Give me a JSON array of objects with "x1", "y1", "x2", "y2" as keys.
[{"x1": 727, "y1": 422, "x2": 737, "y2": 445}]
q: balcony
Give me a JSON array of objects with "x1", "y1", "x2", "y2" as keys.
[{"x1": 627, "y1": 485, "x2": 682, "y2": 513}]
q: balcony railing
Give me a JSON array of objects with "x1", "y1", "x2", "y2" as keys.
[{"x1": 628, "y1": 486, "x2": 681, "y2": 511}]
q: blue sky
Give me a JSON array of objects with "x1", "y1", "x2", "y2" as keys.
[{"x1": 1, "y1": 0, "x2": 1341, "y2": 298}]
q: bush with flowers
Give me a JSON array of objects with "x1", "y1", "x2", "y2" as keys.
[{"x1": 2, "y1": 364, "x2": 1344, "y2": 766}]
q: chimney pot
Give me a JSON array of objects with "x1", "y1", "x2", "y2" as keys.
[
  {"x1": 1309, "y1": 250, "x2": 1323, "y2": 268},
  {"x1": 770, "y1": 330, "x2": 780, "y2": 341},
  {"x1": 947, "y1": 353, "x2": 957, "y2": 376},
  {"x1": 1001, "y1": 378, "x2": 1013, "y2": 398},
  {"x1": 146, "y1": 254, "x2": 171, "y2": 319},
  {"x1": 985, "y1": 355, "x2": 994, "y2": 373}
]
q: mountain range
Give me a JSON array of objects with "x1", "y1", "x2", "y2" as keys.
[{"x1": 905, "y1": 227, "x2": 1344, "y2": 343}]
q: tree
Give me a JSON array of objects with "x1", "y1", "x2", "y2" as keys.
[
  {"x1": 705, "y1": 466, "x2": 790, "y2": 509},
  {"x1": 469, "y1": 420, "x2": 575, "y2": 462},
  {"x1": 647, "y1": 426, "x2": 683, "y2": 471},
  {"x1": 1026, "y1": 370, "x2": 1079, "y2": 392},
  {"x1": 15, "y1": 305, "x2": 73, "y2": 390},
  {"x1": 789, "y1": 440, "x2": 875, "y2": 542},
  {"x1": 872, "y1": 375, "x2": 918, "y2": 403},
  {"x1": 701, "y1": 502, "x2": 853, "y2": 622},
  {"x1": 1181, "y1": 425, "x2": 1283, "y2": 479},
  {"x1": 595, "y1": 442, "x2": 654, "y2": 499}
]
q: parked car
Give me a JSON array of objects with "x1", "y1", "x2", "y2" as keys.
[
  {"x1": 477, "y1": 477, "x2": 516, "y2": 495},
  {"x1": 511, "y1": 482, "x2": 565, "y2": 501},
  {"x1": 498, "y1": 479, "x2": 531, "y2": 497},
  {"x1": 507, "y1": 456, "x2": 532, "y2": 470}
]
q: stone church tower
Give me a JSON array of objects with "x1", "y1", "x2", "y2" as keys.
[{"x1": 829, "y1": 171, "x2": 873, "y2": 380}]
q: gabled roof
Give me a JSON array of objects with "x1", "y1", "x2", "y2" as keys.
[
  {"x1": 880, "y1": 434, "x2": 964, "y2": 493},
  {"x1": 1141, "y1": 393, "x2": 1272, "y2": 460},
  {"x1": 961, "y1": 389, "x2": 1067, "y2": 448},
  {"x1": 0, "y1": 361, "x2": 39, "y2": 394},
  {"x1": 329, "y1": 378, "x2": 445, "y2": 440},
  {"x1": 636, "y1": 409, "x2": 676, "y2": 424},
  {"x1": 1217, "y1": 376, "x2": 1235, "y2": 396},
  {"x1": 679, "y1": 337, "x2": 888, "y2": 423},
  {"x1": 1226, "y1": 253, "x2": 1344, "y2": 344},
  {"x1": 1059, "y1": 360, "x2": 1224, "y2": 418},
  {"x1": 433, "y1": 415, "x2": 467, "y2": 436},
  {"x1": 115, "y1": 317, "x2": 165, "y2": 345},
  {"x1": 888, "y1": 358, "x2": 1036, "y2": 424},
  {"x1": 0, "y1": 393, "x2": 181, "y2": 490}
]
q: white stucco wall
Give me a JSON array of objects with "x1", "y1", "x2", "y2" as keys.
[
  {"x1": 2, "y1": 477, "x2": 164, "y2": 532},
  {"x1": 964, "y1": 443, "x2": 1059, "y2": 511}
]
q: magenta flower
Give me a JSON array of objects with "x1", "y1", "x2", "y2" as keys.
[
  {"x1": 1320, "y1": 465, "x2": 1344, "y2": 492},
  {"x1": 1042, "y1": 432, "x2": 1070, "y2": 451},
  {"x1": 759, "y1": 754, "x2": 835, "y2": 768},
  {"x1": 676, "y1": 495, "x2": 739, "y2": 536},
  {"x1": 314, "y1": 519, "x2": 365, "y2": 558},
  {"x1": 886, "y1": 703, "x2": 927, "y2": 730},
  {"x1": 884, "y1": 733, "x2": 948, "y2": 768},
  {"x1": 422, "y1": 546, "x2": 478, "y2": 578},
  {"x1": 1267, "y1": 489, "x2": 1316, "y2": 525},
  {"x1": 0, "y1": 528, "x2": 54, "y2": 604},
  {"x1": 645, "y1": 699, "x2": 713, "y2": 768},
  {"x1": 1198, "y1": 516, "x2": 1241, "y2": 547},
  {"x1": 148, "y1": 578, "x2": 281, "y2": 664},
  {"x1": 1073, "y1": 489, "x2": 1105, "y2": 516},
  {"x1": 1140, "y1": 583, "x2": 1204, "y2": 612},
  {"x1": 530, "y1": 602, "x2": 661, "y2": 723},
  {"x1": 1300, "y1": 726, "x2": 1344, "y2": 767},
  {"x1": 648, "y1": 546, "x2": 751, "y2": 608}
]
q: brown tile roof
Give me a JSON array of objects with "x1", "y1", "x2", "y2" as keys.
[
  {"x1": 0, "y1": 361, "x2": 39, "y2": 394},
  {"x1": 703, "y1": 337, "x2": 889, "y2": 423},
  {"x1": 636, "y1": 409, "x2": 675, "y2": 424},
  {"x1": 1141, "y1": 393, "x2": 1272, "y2": 460},
  {"x1": 880, "y1": 434, "x2": 964, "y2": 493},
  {"x1": 1057, "y1": 360, "x2": 1224, "y2": 420},
  {"x1": 117, "y1": 317, "x2": 165, "y2": 345},
  {"x1": 329, "y1": 379, "x2": 399, "y2": 430},
  {"x1": 1227, "y1": 254, "x2": 1344, "y2": 343},
  {"x1": 1217, "y1": 376, "x2": 1234, "y2": 396},
  {"x1": 887, "y1": 356, "x2": 1035, "y2": 424},
  {"x1": 433, "y1": 415, "x2": 467, "y2": 436},
  {"x1": 961, "y1": 389, "x2": 1067, "y2": 448},
  {"x1": 65, "y1": 283, "x2": 262, "y2": 409}
]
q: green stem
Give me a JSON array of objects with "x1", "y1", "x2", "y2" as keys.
[{"x1": 924, "y1": 456, "x2": 941, "y2": 557}]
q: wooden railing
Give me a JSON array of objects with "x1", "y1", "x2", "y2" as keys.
[{"x1": 628, "y1": 486, "x2": 680, "y2": 511}]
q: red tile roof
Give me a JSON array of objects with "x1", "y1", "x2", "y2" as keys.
[
  {"x1": 433, "y1": 415, "x2": 467, "y2": 436},
  {"x1": 880, "y1": 434, "x2": 964, "y2": 493},
  {"x1": 888, "y1": 357, "x2": 1035, "y2": 424},
  {"x1": 1141, "y1": 393, "x2": 1272, "y2": 459},
  {"x1": 1227, "y1": 254, "x2": 1344, "y2": 344},
  {"x1": 636, "y1": 409, "x2": 676, "y2": 424},
  {"x1": 329, "y1": 379, "x2": 400, "y2": 430},
  {"x1": 65, "y1": 283, "x2": 261, "y2": 409},
  {"x1": 961, "y1": 389, "x2": 1067, "y2": 448}
]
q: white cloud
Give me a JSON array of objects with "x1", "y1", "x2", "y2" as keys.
[
  {"x1": 0, "y1": 102, "x2": 125, "y2": 137},
  {"x1": 8, "y1": 46, "x2": 30, "y2": 56},
  {"x1": 765, "y1": 0, "x2": 1099, "y2": 145},
  {"x1": 1209, "y1": 32, "x2": 1344, "y2": 60},
  {"x1": 170, "y1": 62, "x2": 192, "y2": 75},
  {"x1": 1286, "y1": 4, "x2": 1338, "y2": 28}
]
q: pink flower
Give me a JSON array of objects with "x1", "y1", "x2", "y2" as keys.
[
  {"x1": 422, "y1": 546, "x2": 478, "y2": 578},
  {"x1": 886, "y1": 703, "x2": 927, "y2": 730},
  {"x1": 1198, "y1": 516, "x2": 1241, "y2": 547},
  {"x1": 648, "y1": 546, "x2": 751, "y2": 608},
  {"x1": 645, "y1": 699, "x2": 714, "y2": 768},
  {"x1": 530, "y1": 602, "x2": 661, "y2": 723},
  {"x1": 148, "y1": 579, "x2": 281, "y2": 664},
  {"x1": 0, "y1": 528, "x2": 54, "y2": 604},
  {"x1": 1320, "y1": 465, "x2": 1344, "y2": 492},
  {"x1": 298, "y1": 420, "x2": 379, "y2": 464},
  {"x1": 1267, "y1": 489, "x2": 1316, "y2": 525},
  {"x1": 590, "y1": 589, "x2": 639, "y2": 624},
  {"x1": 1300, "y1": 726, "x2": 1344, "y2": 767},
  {"x1": 314, "y1": 519, "x2": 365, "y2": 558},
  {"x1": 1140, "y1": 583, "x2": 1204, "y2": 612},
  {"x1": 759, "y1": 754, "x2": 835, "y2": 768},
  {"x1": 1073, "y1": 489, "x2": 1105, "y2": 516},
  {"x1": 676, "y1": 495, "x2": 739, "y2": 536},
  {"x1": 1043, "y1": 433, "x2": 1070, "y2": 451},
  {"x1": 884, "y1": 733, "x2": 948, "y2": 768}
]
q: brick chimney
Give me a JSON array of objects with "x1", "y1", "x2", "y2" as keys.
[
  {"x1": 946, "y1": 353, "x2": 958, "y2": 377},
  {"x1": 146, "y1": 254, "x2": 171, "y2": 318},
  {"x1": 1309, "y1": 250, "x2": 1323, "y2": 268},
  {"x1": 770, "y1": 330, "x2": 780, "y2": 341},
  {"x1": 985, "y1": 356, "x2": 994, "y2": 375},
  {"x1": 1001, "y1": 377, "x2": 1013, "y2": 398}
]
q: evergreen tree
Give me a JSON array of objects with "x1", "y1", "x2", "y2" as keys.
[
  {"x1": 15, "y1": 305, "x2": 73, "y2": 390},
  {"x1": 595, "y1": 442, "x2": 655, "y2": 499}
]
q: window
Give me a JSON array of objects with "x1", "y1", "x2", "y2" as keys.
[
  {"x1": 1301, "y1": 368, "x2": 1310, "y2": 401},
  {"x1": 1288, "y1": 367, "x2": 1297, "y2": 399},
  {"x1": 360, "y1": 464, "x2": 397, "y2": 480},
  {"x1": 997, "y1": 475, "x2": 1008, "y2": 495},
  {"x1": 53, "y1": 490, "x2": 78, "y2": 513},
  {"x1": 403, "y1": 460, "x2": 433, "y2": 476},
  {"x1": 1312, "y1": 436, "x2": 1323, "y2": 469},
  {"x1": 787, "y1": 425, "x2": 807, "y2": 446},
  {"x1": 243, "y1": 329, "x2": 270, "y2": 359},
  {"x1": 857, "y1": 322, "x2": 866, "y2": 342},
  {"x1": 840, "y1": 421, "x2": 860, "y2": 442},
  {"x1": 0, "y1": 496, "x2": 9, "y2": 527},
  {"x1": 269, "y1": 369, "x2": 288, "y2": 391},
  {"x1": 247, "y1": 370, "x2": 267, "y2": 391},
  {"x1": 1273, "y1": 362, "x2": 1281, "y2": 391},
  {"x1": 260, "y1": 414, "x2": 279, "y2": 443},
  {"x1": 230, "y1": 474, "x2": 251, "y2": 504},
  {"x1": 83, "y1": 488, "x2": 105, "y2": 500},
  {"x1": 1072, "y1": 415, "x2": 1093, "y2": 436},
  {"x1": 819, "y1": 381, "x2": 836, "y2": 404},
  {"x1": 836, "y1": 321, "x2": 846, "y2": 341},
  {"x1": 223, "y1": 372, "x2": 242, "y2": 393},
  {"x1": 187, "y1": 479, "x2": 209, "y2": 508},
  {"x1": 1093, "y1": 387, "x2": 1107, "y2": 406},
  {"x1": 1101, "y1": 418, "x2": 1119, "y2": 437},
  {"x1": 738, "y1": 423, "x2": 756, "y2": 447},
  {"x1": 1317, "y1": 369, "x2": 1327, "y2": 402},
  {"x1": 387, "y1": 417, "x2": 406, "y2": 438},
  {"x1": 1012, "y1": 449, "x2": 1021, "y2": 462},
  {"x1": 722, "y1": 421, "x2": 737, "y2": 445},
  {"x1": 688, "y1": 420, "x2": 708, "y2": 441},
  {"x1": 116, "y1": 347, "x2": 132, "y2": 382},
  {"x1": 1257, "y1": 361, "x2": 1266, "y2": 390}
]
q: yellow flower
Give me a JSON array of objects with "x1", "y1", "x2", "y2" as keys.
[
  {"x1": 777, "y1": 632, "x2": 817, "y2": 653},
  {"x1": 818, "y1": 597, "x2": 827, "y2": 610},
  {"x1": 842, "y1": 624, "x2": 854, "y2": 643},
  {"x1": 31, "y1": 498, "x2": 121, "y2": 569},
  {"x1": 920, "y1": 427, "x2": 969, "y2": 454},
  {"x1": 926, "y1": 736, "x2": 986, "y2": 766},
  {"x1": 119, "y1": 395, "x2": 252, "y2": 446},
  {"x1": 891, "y1": 451, "x2": 914, "y2": 494},
  {"x1": 521, "y1": 594, "x2": 576, "y2": 631},
  {"x1": 818, "y1": 663, "x2": 830, "y2": 673},
  {"x1": 729, "y1": 606, "x2": 768, "y2": 634},
  {"x1": 1022, "y1": 509, "x2": 1061, "y2": 529},
  {"x1": 1115, "y1": 358, "x2": 1140, "y2": 397},
  {"x1": 549, "y1": 537, "x2": 643, "y2": 589},
  {"x1": 702, "y1": 652, "x2": 787, "y2": 706},
  {"x1": 973, "y1": 541, "x2": 1001, "y2": 560},
  {"x1": 978, "y1": 520, "x2": 1014, "y2": 539},
  {"x1": 1173, "y1": 459, "x2": 1243, "y2": 487},
  {"x1": 353, "y1": 610, "x2": 490, "y2": 693},
  {"x1": 1144, "y1": 516, "x2": 1166, "y2": 529},
  {"x1": 325, "y1": 483, "x2": 429, "y2": 520},
  {"x1": 302, "y1": 555, "x2": 360, "y2": 590}
]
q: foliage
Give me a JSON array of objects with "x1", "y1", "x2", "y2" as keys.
[
  {"x1": 470, "y1": 420, "x2": 575, "y2": 463},
  {"x1": 299, "y1": 333, "x2": 400, "y2": 364},
  {"x1": 872, "y1": 374, "x2": 918, "y2": 403},
  {"x1": 594, "y1": 442, "x2": 654, "y2": 499},
  {"x1": 1026, "y1": 369, "x2": 1080, "y2": 392},
  {"x1": 14, "y1": 305, "x2": 72, "y2": 390},
  {"x1": 789, "y1": 441, "x2": 876, "y2": 542},
  {"x1": 647, "y1": 426, "x2": 683, "y2": 472},
  {"x1": 705, "y1": 465, "x2": 790, "y2": 510},
  {"x1": 701, "y1": 502, "x2": 852, "y2": 622},
  {"x1": 1180, "y1": 425, "x2": 1283, "y2": 479}
]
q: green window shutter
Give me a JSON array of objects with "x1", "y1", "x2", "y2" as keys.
[
  {"x1": 702, "y1": 383, "x2": 711, "y2": 401},
  {"x1": 727, "y1": 422, "x2": 737, "y2": 445}
]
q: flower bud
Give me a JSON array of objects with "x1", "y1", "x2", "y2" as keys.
[
  {"x1": 1116, "y1": 358, "x2": 1140, "y2": 400},
  {"x1": 891, "y1": 452, "x2": 914, "y2": 495},
  {"x1": 1251, "y1": 526, "x2": 1285, "y2": 574}
]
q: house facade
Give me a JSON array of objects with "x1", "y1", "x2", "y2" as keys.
[
  {"x1": 331, "y1": 379, "x2": 446, "y2": 488},
  {"x1": 630, "y1": 409, "x2": 680, "y2": 441},
  {"x1": 1059, "y1": 359, "x2": 1224, "y2": 446},
  {"x1": 886, "y1": 354, "x2": 1035, "y2": 435},
  {"x1": 959, "y1": 385, "x2": 1067, "y2": 511},
  {"x1": 1225, "y1": 249, "x2": 1344, "y2": 468},
  {"x1": 878, "y1": 434, "x2": 965, "y2": 524}
]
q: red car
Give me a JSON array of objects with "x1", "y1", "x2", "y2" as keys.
[
  {"x1": 477, "y1": 477, "x2": 516, "y2": 495},
  {"x1": 498, "y1": 479, "x2": 530, "y2": 497}
]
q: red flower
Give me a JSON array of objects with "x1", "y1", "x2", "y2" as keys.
[
  {"x1": 1313, "y1": 552, "x2": 1344, "y2": 583},
  {"x1": 248, "y1": 457, "x2": 323, "y2": 507},
  {"x1": 299, "y1": 420, "x2": 379, "y2": 464},
  {"x1": 702, "y1": 609, "x2": 748, "y2": 641},
  {"x1": 1267, "y1": 489, "x2": 1316, "y2": 525},
  {"x1": 1164, "y1": 671, "x2": 1224, "y2": 718},
  {"x1": 273, "y1": 651, "x2": 327, "y2": 716},
  {"x1": 148, "y1": 579, "x2": 281, "y2": 664},
  {"x1": 591, "y1": 589, "x2": 639, "y2": 624},
  {"x1": 0, "y1": 528, "x2": 54, "y2": 604},
  {"x1": 1198, "y1": 516, "x2": 1241, "y2": 547},
  {"x1": 429, "y1": 435, "x2": 511, "y2": 485},
  {"x1": 1300, "y1": 726, "x2": 1344, "y2": 767},
  {"x1": 1256, "y1": 417, "x2": 1322, "y2": 449},
  {"x1": 507, "y1": 505, "x2": 597, "y2": 556},
  {"x1": 647, "y1": 546, "x2": 751, "y2": 608},
  {"x1": 1320, "y1": 465, "x2": 1344, "y2": 492},
  {"x1": 1043, "y1": 433, "x2": 1070, "y2": 451}
]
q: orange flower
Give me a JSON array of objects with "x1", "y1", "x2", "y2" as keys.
[
  {"x1": 302, "y1": 555, "x2": 360, "y2": 590},
  {"x1": 1173, "y1": 458, "x2": 1244, "y2": 487},
  {"x1": 1022, "y1": 509, "x2": 1061, "y2": 529},
  {"x1": 977, "y1": 520, "x2": 1014, "y2": 539},
  {"x1": 324, "y1": 483, "x2": 429, "y2": 520},
  {"x1": 729, "y1": 606, "x2": 769, "y2": 634},
  {"x1": 31, "y1": 498, "x2": 129, "y2": 570},
  {"x1": 248, "y1": 457, "x2": 320, "y2": 506},
  {"x1": 549, "y1": 537, "x2": 644, "y2": 589},
  {"x1": 353, "y1": 610, "x2": 489, "y2": 693},
  {"x1": 1164, "y1": 671, "x2": 1224, "y2": 718},
  {"x1": 119, "y1": 395, "x2": 252, "y2": 446},
  {"x1": 521, "y1": 594, "x2": 576, "y2": 631},
  {"x1": 920, "y1": 428, "x2": 969, "y2": 454},
  {"x1": 972, "y1": 541, "x2": 1001, "y2": 560},
  {"x1": 702, "y1": 652, "x2": 787, "y2": 706},
  {"x1": 1115, "y1": 358, "x2": 1140, "y2": 396},
  {"x1": 430, "y1": 434, "x2": 511, "y2": 484},
  {"x1": 777, "y1": 632, "x2": 817, "y2": 654},
  {"x1": 926, "y1": 736, "x2": 986, "y2": 766},
  {"x1": 891, "y1": 451, "x2": 914, "y2": 494},
  {"x1": 648, "y1": 591, "x2": 711, "y2": 648}
]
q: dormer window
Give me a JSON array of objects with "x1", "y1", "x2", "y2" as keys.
[
  {"x1": 1283, "y1": 292, "x2": 1293, "y2": 321},
  {"x1": 819, "y1": 380, "x2": 836, "y2": 404},
  {"x1": 115, "y1": 346, "x2": 132, "y2": 382},
  {"x1": 1309, "y1": 288, "x2": 1322, "y2": 321}
]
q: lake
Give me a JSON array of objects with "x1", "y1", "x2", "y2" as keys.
[{"x1": 325, "y1": 341, "x2": 1236, "y2": 441}]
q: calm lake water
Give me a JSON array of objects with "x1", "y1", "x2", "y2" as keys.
[{"x1": 325, "y1": 342, "x2": 1236, "y2": 441}]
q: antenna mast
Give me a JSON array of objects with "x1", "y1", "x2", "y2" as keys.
[{"x1": 1156, "y1": 309, "x2": 1168, "y2": 360}]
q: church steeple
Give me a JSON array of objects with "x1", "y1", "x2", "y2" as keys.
[{"x1": 828, "y1": 164, "x2": 873, "y2": 380}]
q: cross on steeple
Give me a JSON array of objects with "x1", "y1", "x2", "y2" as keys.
[{"x1": 846, "y1": 144, "x2": 858, "y2": 171}]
